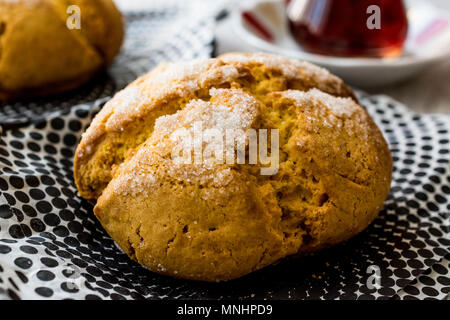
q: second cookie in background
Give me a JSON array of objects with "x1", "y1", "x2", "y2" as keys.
[{"x1": 0, "y1": 0, "x2": 124, "y2": 101}]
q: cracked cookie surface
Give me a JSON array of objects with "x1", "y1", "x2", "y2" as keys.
[
  {"x1": 74, "y1": 52, "x2": 355, "y2": 200},
  {"x1": 75, "y1": 53, "x2": 392, "y2": 281}
]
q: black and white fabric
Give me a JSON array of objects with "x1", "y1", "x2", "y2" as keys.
[{"x1": 0, "y1": 3, "x2": 449, "y2": 300}]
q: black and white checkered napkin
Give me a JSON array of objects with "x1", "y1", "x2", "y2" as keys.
[{"x1": 0, "y1": 3, "x2": 449, "y2": 300}]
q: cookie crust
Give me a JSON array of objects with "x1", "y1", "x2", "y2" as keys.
[{"x1": 74, "y1": 53, "x2": 392, "y2": 281}]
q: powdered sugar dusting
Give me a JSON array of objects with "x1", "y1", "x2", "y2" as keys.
[
  {"x1": 104, "y1": 59, "x2": 243, "y2": 131},
  {"x1": 282, "y1": 89, "x2": 359, "y2": 117},
  {"x1": 307, "y1": 89, "x2": 359, "y2": 117},
  {"x1": 281, "y1": 90, "x2": 308, "y2": 104},
  {"x1": 112, "y1": 86, "x2": 143, "y2": 112},
  {"x1": 112, "y1": 166, "x2": 158, "y2": 198},
  {"x1": 106, "y1": 85, "x2": 145, "y2": 130},
  {"x1": 220, "y1": 52, "x2": 333, "y2": 83},
  {"x1": 153, "y1": 88, "x2": 259, "y2": 138},
  {"x1": 147, "y1": 59, "x2": 211, "y2": 85},
  {"x1": 111, "y1": 88, "x2": 259, "y2": 196},
  {"x1": 199, "y1": 64, "x2": 239, "y2": 86}
]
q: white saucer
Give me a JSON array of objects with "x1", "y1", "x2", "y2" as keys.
[{"x1": 232, "y1": 0, "x2": 450, "y2": 87}]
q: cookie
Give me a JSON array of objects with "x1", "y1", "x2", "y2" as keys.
[
  {"x1": 74, "y1": 52, "x2": 355, "y2": 200},
  {"x1": 74, "y1": 53, "x2": 392, "y2": 281}
]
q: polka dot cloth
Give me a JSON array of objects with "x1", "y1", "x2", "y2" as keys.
[
  {"x1": 0, "y1": 92, "x2": 448, "y2": 300},
  {"x1": 0, "y1": 4, "x2": 448, "y2": 300}
]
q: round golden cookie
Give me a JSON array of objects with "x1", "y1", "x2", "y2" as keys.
[
  {"x1": 0, "y1": 0, "x2": 124, "y2": 100},
  {"x1": 74, "y1": 53, "x2": 392, "y2": 282},
  {"x1": 74, "y1": 52, "x2": 356, "y2": 200}
]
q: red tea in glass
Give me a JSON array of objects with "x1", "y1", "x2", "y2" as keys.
[{"x1": 287, "y1": 0, "x2": 408, "y2": 57}]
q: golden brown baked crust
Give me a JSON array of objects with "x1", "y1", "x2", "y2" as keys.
[
  {"x1": 74, "y1": 53, "x2": 392, "y2": 282},
  {"x1": 74, "y1": 52, "x2": 356, "y2": 200},
  {"x1": 0, "y1": 0, "x2": 124, "y2": 100}
]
